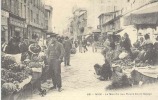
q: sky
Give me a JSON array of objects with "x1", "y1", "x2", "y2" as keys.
[{"x1": 44, "y1": 0, "x2": 103, "y2": 34}]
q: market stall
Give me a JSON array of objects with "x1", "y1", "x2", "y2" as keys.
[
  {"x1": 131, "y1": 67, "x2": 158, "y2": 85},
  {"x1": 1, "y1": 39, "x2": 46, "y2": 100},
  {"x1": 1, "y1": 53, "x2": 33, "y2": 100},
  {"x1": 112, "y1": 61, "x2": 158, "y2": 84},
  {"x1": 100, "y1": 39, "x2": 158, "y2": 90},
  {"x1": 106, "y1": 53, "x2": 158, "y2": 90},
  {"x1": 104, "y1": 2, "x2": 158, "y2": 89},
  {"x1": 124, "y1": 2, "x2": 158, "y2": 43}
]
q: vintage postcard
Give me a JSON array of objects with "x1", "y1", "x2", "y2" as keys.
[{"x1": 1, "y1": 0, "x2": 158, "y2": 100}]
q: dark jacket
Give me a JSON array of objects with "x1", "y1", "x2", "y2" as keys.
[
  {"x1": 101, "y1": 62, "x2": 112, "y2": 79},
  {"x1": 19, "y1": 42, "x2": 28, "y2": 53},
  {"x1": 5, "y1": 38, "x2": 20, "y2": 54},
  {"x1": 47, "y1": 41, "x2": 65, "y2": 61},
  {"x1": 82, "y1": 39, "x2": 87, "y2": 46},
  {"x1": 122, "y1": 38, "x2": 132, "y2": 51},
  {"x1": 63, "y1": 39, "x2": 72, "y2": 52}
]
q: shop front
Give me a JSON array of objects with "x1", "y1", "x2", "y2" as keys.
[
  {"x1": 27, "y1": 25, "x2": 43, "y2": 41},
  {"x1": 123, "y1": 2, "x2": 158, "y2": 42},
  {"x1": 1, "y1": 10, "x2": 9, "y2": 43},
  {"x1": 8, "y1": 14, "x2": 27, "y2": 41}
]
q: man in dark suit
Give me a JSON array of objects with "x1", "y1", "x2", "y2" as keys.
[{"x1": 47, "y1": 34, "x2": 65, "y2": 92}]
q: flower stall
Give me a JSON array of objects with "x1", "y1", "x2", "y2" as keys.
[{"x1": 1, "y1": 41, "x2": 46, "y2": 100}]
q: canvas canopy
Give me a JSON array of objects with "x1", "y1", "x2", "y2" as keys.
[{"x1": 124, "y1": 2, "x2": 158, "y2": 26}]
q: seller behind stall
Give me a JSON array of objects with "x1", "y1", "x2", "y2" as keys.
[{"x1": 123, "y1": 2, "x2": 158, "y2": 44}]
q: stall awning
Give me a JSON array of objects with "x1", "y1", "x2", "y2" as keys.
[
  {"x1": 132, "y1": 13, "x2": 158, "y2": 25},
  {"x1": 124, "y1": 2, "x2": 158, "y2": 25}
]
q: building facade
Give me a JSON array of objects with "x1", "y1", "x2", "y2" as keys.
[
  {"x1": 44, "y1": 5, "x2": 53, "y2": 33},
  {"x1": 98, "y1": 0, "x2": 157, "y2": 33},
  {"x1": 78, "y1": 10, "x2": 87, "y2": 35},
  {"x1": 1, "y1": 0, "x2": 27, "y2": 43},
  {"x1": 1, "y1": 0, "x2": 53, "y2": 44},
  {"x1": 98, "y1": 10, "x2": 122, "y2": 34},
  {"x1": 26, "y1": 0, "x2": 46, "y2": 41},
  {"x1": 1, "y1": 0, "x2": 10, "y2": 43},
  {"x1": 70, "y1": 9, "x2": 87, "y2": 41}
]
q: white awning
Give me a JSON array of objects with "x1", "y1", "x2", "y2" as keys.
[{"x1": 118, "y1": 26, "x2": 137, "y2": 45}]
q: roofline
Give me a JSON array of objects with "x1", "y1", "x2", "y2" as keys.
[{"x1": 98, "y1": 10, "x2": 120, "y2": 18}]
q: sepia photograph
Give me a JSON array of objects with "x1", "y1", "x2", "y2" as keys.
[{"x1": 1, "y1": 0, "x2": 158, "y2": 100}]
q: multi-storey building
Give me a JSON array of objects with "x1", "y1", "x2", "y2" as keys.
[
  {"x1": 1, "y1": 0, "x2": 27, "y2": 43},
  {"x1": 26, "y1": 0, "x2": 46, "y2": 40},
  {"x1": 44, "y1": 5, "x2": 53, "y2": 33},
  {"x1": 98, "y1": 0, "x2": 157, "y2": 33},
  {"x1": 2, "y1": 0, "x2": 28, "y2": 41},
  {"x1": 78, "y1": 10, "x2": 87, "y2": 35},
  {"x1": 122, "y1": 0, "x2": 158, "y2": 42},
  {"x1": 1, "y1": 0, "x2": 53, "y2": 44},
  {"x1": 98, "y1": 10, "x2": 122, "y2": 34},
  {"x1": 98, "y1": 0, "x2": 158, "y2": 44},
  {"x1": 71, "y1": 8, "x2": 87, "y2": 41},
  {"x1": 1, "y1": 0, "x2": 10, "y2": 43}
]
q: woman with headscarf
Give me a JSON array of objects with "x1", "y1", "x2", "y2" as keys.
[
  {"x1": 94, "y1": 59, "x2": 112, "y2": 81},
  {"x1": 121, "y1": 33, "x2": 133, "y2": 59},
  {"x1": 142, "y1": 34, "x2": 155, "y2": 65},
  {"x1": 28, "y1": 39, "x2": 42, "y2": 59}
]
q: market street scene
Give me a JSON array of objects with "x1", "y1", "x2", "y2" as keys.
[{"x1": 1, "y1": 0, "x2": 158, "y2": 100}]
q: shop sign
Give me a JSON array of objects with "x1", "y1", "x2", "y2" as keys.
[
  {"x1": 9, "y1": 17, "x2": 27, "y2": 28},
  {"x1": 1, "y1": 10, "x2": 9, "y2": 17}
]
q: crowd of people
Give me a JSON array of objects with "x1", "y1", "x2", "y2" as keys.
[
  {"x1": 1, "y1": 33, "x2": 74, "y2": 93},
  {"x1": 1, "y1": 31, "x2": 158, "y2": 92},
  {"x1": 102, "y1": 33, "x2": 158, "y2": 64},
  {"x1": 133, "y1": 34, "x2": 158, "y2": 65},
  {"x1": 78, "y1": 37, "x2": 89, "y2": 53},
  {"x1": 95, "y1": 32, "x2": 158, "y2": 81}
]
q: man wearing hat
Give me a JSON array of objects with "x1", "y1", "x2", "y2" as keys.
[
  {"x1": 47, "y1": 34, "x2": 65, "y2": 92},
  {"x1": 63, "y1": 36, "x2": 72, "y2": 66}
]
